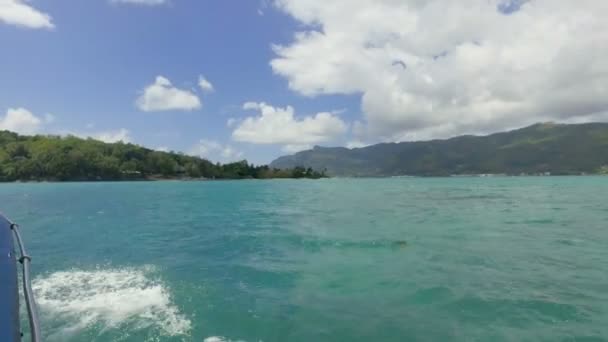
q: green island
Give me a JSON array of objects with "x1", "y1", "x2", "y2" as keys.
[
  {"x1": 0, "y1": 131, "x2": 326, "y2": 182},
  {"x1": 4, "y1": 122, "x2": 608, "y2": 182}
]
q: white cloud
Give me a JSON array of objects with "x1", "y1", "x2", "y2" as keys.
[
  {"x1": 190, "y1": 139, "x2": 244, "y2": 162},
  {"x1": 89, "y1": 128, "x2": 132, "y2": 143},
  {"x1": 192, "y1": 139, "x2": 221, "y2": 157},
  {"x1": 272, "y1": 0, "x2": 608, "y2": 141},
  {"x1": 232, "y1": 102, "x2": 347, "y2": 148},
  {"x1": 155, "y1": 146, "x2": 170, "y2": 152},
  {"x1": 0, "y1": 0, "x2": 54, "y2": 29},
  {"x1": 110, "y1": 0, "x2": 167, "y2": 5},
  {"x1": 0, "y1": 107, "x2": 44, "y2": 135},
  {"x1": 282, "y1": 144, "x2": 312, "y2": 153},
  {"x1": 0, "y1": 108, "x2": 131, "y2": 143},
  {"x1": 258, "y1": 0, "x2": 269, "y2": 16},
  {"x1": 136, "y1": 76, "x2": 201, "y2": 112},
  {"x1": 346, "y1": 140, "x2": 369, "y2": 149},
  {"x1": 219, "y1": 145, "x2": 242, "y2": 160},
  {"x1": 198, "y1": 75, "x2": 214, "y2": 93},
  {"x1": 43, "y1": 113, "x2": 55, "y2": 123},
  {"x1": 226, "y1": 118, "x2": 238, "y2": 128}
]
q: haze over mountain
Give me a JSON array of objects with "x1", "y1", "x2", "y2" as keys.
[{"x1": 270, "y1": 123, "x2": 608, "y2": 177}]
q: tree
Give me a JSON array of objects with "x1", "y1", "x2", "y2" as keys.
[{"x1": 0, "y1": 131, "x2": 328, "y2": 181}]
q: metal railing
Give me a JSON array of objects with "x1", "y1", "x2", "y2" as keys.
[{"x1": 10, "y1": 222, "x2": 41, "y2": 342}]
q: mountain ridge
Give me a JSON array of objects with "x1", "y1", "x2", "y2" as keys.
[{"x1": 270, "y1": 122, "x2": 608, "y2": 177}]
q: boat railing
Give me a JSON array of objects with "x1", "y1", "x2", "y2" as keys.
[{"x1": 10, "y1": 222, "x2": 41, "y2": 342}]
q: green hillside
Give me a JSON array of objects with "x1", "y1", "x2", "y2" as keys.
[
  {"x1": 270, "y1": 123, "x2": 608, "y2": 177},
  {"x1": 0, "y1": 131, "x2": 325, "y2": 181}
]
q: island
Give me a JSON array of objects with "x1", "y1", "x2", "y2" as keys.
[{"x1": 0, "y1": 131, "x2": 325, "y2": 182}]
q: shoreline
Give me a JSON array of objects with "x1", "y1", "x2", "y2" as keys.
[
  {"x1": 1, "y1": 173, "x2": 606, "y2": 183},
  {"x1": 2, "y1": 177, "x2": 326, "y2": 183}
]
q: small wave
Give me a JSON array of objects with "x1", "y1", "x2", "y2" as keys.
[
  {"x1": 32, "y1": 266, "x2": 191, "y2": 339},
  {"x1": 292, "y1": 238, "x2": 411, "y2": 251},
  {"x1": 204, "y1": 338, "x2": 225, "y2": 342},
  {"x1": 445, "y1": 296, "x2": 585, "y2": 324},
  {"x1": 504, "y1": 218, "x2": 555, "y2": 225},
  {"x1": 556, "y1": 238, "x2": 582, "y2": 246},
  {"x1": 204, "y1": 337, "x2": 247, "y2": 342},
  {"x1": 407, "y1": 286, "x2": 454, "y2": 305},
  {"x1": 523, "y1": 218, "x2": 555, "y2": 224}
]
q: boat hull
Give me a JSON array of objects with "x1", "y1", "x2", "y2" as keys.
[{"x1": 0, "y1": 215, "x2": 20, "y2": 341}]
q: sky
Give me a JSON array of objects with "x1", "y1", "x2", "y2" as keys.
[{"x1": 1, "y1": 0, "x2": 607, "y2": 164}]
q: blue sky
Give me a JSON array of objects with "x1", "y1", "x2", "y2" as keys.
[
  {"x1": 0, "y1": 0, "x2": 358, "y2": 164},
  {"x1": 1, "y1": 1, "x2": 607, "y2": 164}
]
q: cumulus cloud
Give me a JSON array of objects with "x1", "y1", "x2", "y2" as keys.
[
  {"x1": 110, "y1": 0, "x2": 167, "y2": 5},
  {"x1": 257, "y1": 0, "x2": 270, "y2": 16},
  {"x1": 346, "y1": 141, "x2": 369, "y2": 149},
  {"x1": 136, "y1": 76, "x2": 201, "y2": 112},
  {"x1": 232, "y1": 102, "x2": 347, "y2": 149},
  {"x1": 226, "y1": 118, "x2": 238, "y2": 128},
  {"x1": 272, "y1": 0, "x2": 608, "y2": 141},
  {"x1": 219, "y1": 146, "x2": 242, "y2": 161},
  {"x1": 0, "y1": 107, "x2": 44, "y2": 135},
  {"x1": 282, "y1": 144, "x2": 312, "y2": 153},
  {"x1": 0, "y1": 0, "x2": 54, "y2": 29},
  {"x1": 198, "y1": 75, "x2": 214, "y2": 93},
  {"x1": 43, "y1": 113, "x2": 55, "y2": 123},
  {"x1": 0, "y1": 108, "x2": 132, "y2": 144},
  {"x1": 88, "y1": 128, "x2": 132, "y2": 143},
  {"x1": 190, "y1": 139, "x2": 244, "y2": 162}
]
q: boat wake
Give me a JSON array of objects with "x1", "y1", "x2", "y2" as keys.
[{"x1": 31, "y1": 266, "x2": 191, "y2": 340}]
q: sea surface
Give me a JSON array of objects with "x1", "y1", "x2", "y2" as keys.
[{"x1": 1, "y1": 177, "x2": 607, "y2": 341}]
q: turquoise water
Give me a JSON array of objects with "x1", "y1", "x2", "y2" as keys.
[{"x1": 1, "y1": 178, "x2": 608, "y2": 341}]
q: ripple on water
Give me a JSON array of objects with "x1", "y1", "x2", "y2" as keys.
[
  {"x1": 444, "y1": 296, "x2": 587, "y2": 326},
  {"x1": 5, "y1": 177, "x2": 608, "y2": 341},
  {"x1": 406, "y1": 286, "x2": 454, "y2": 305}
]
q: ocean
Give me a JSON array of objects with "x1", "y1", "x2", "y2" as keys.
[{"x1": 1, "y1": 177, "x2": 607, "y2": 341}]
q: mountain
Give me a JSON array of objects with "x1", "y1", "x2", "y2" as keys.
[
  {"x1": 270, "y1": 123, "x2": 608, "y2": 177},
  {"x1": 0, "y1": 131, "x2": 325, "y2": 181}
]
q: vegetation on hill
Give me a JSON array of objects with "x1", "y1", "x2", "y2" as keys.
[
  {"x1": 270, "y1": 123, "x2": 608, "y2": 177},
  {"x1": 0, "y1": 131, "x2": 326, "y2": 181}
]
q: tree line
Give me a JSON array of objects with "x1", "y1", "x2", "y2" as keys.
[{"x1": 0, "y1": 131, "x2": 326, "y2": 181}]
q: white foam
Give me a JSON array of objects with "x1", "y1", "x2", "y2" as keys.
[
  {"x1": 204, "y1": 337, "x2": 248, "y2": 342},
  {"x1": 204, "y1": 337, "x2": 228, "y2": 342},
  {"x1": 32, "y1": 266, "x2": 191, "y2": 338}
]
